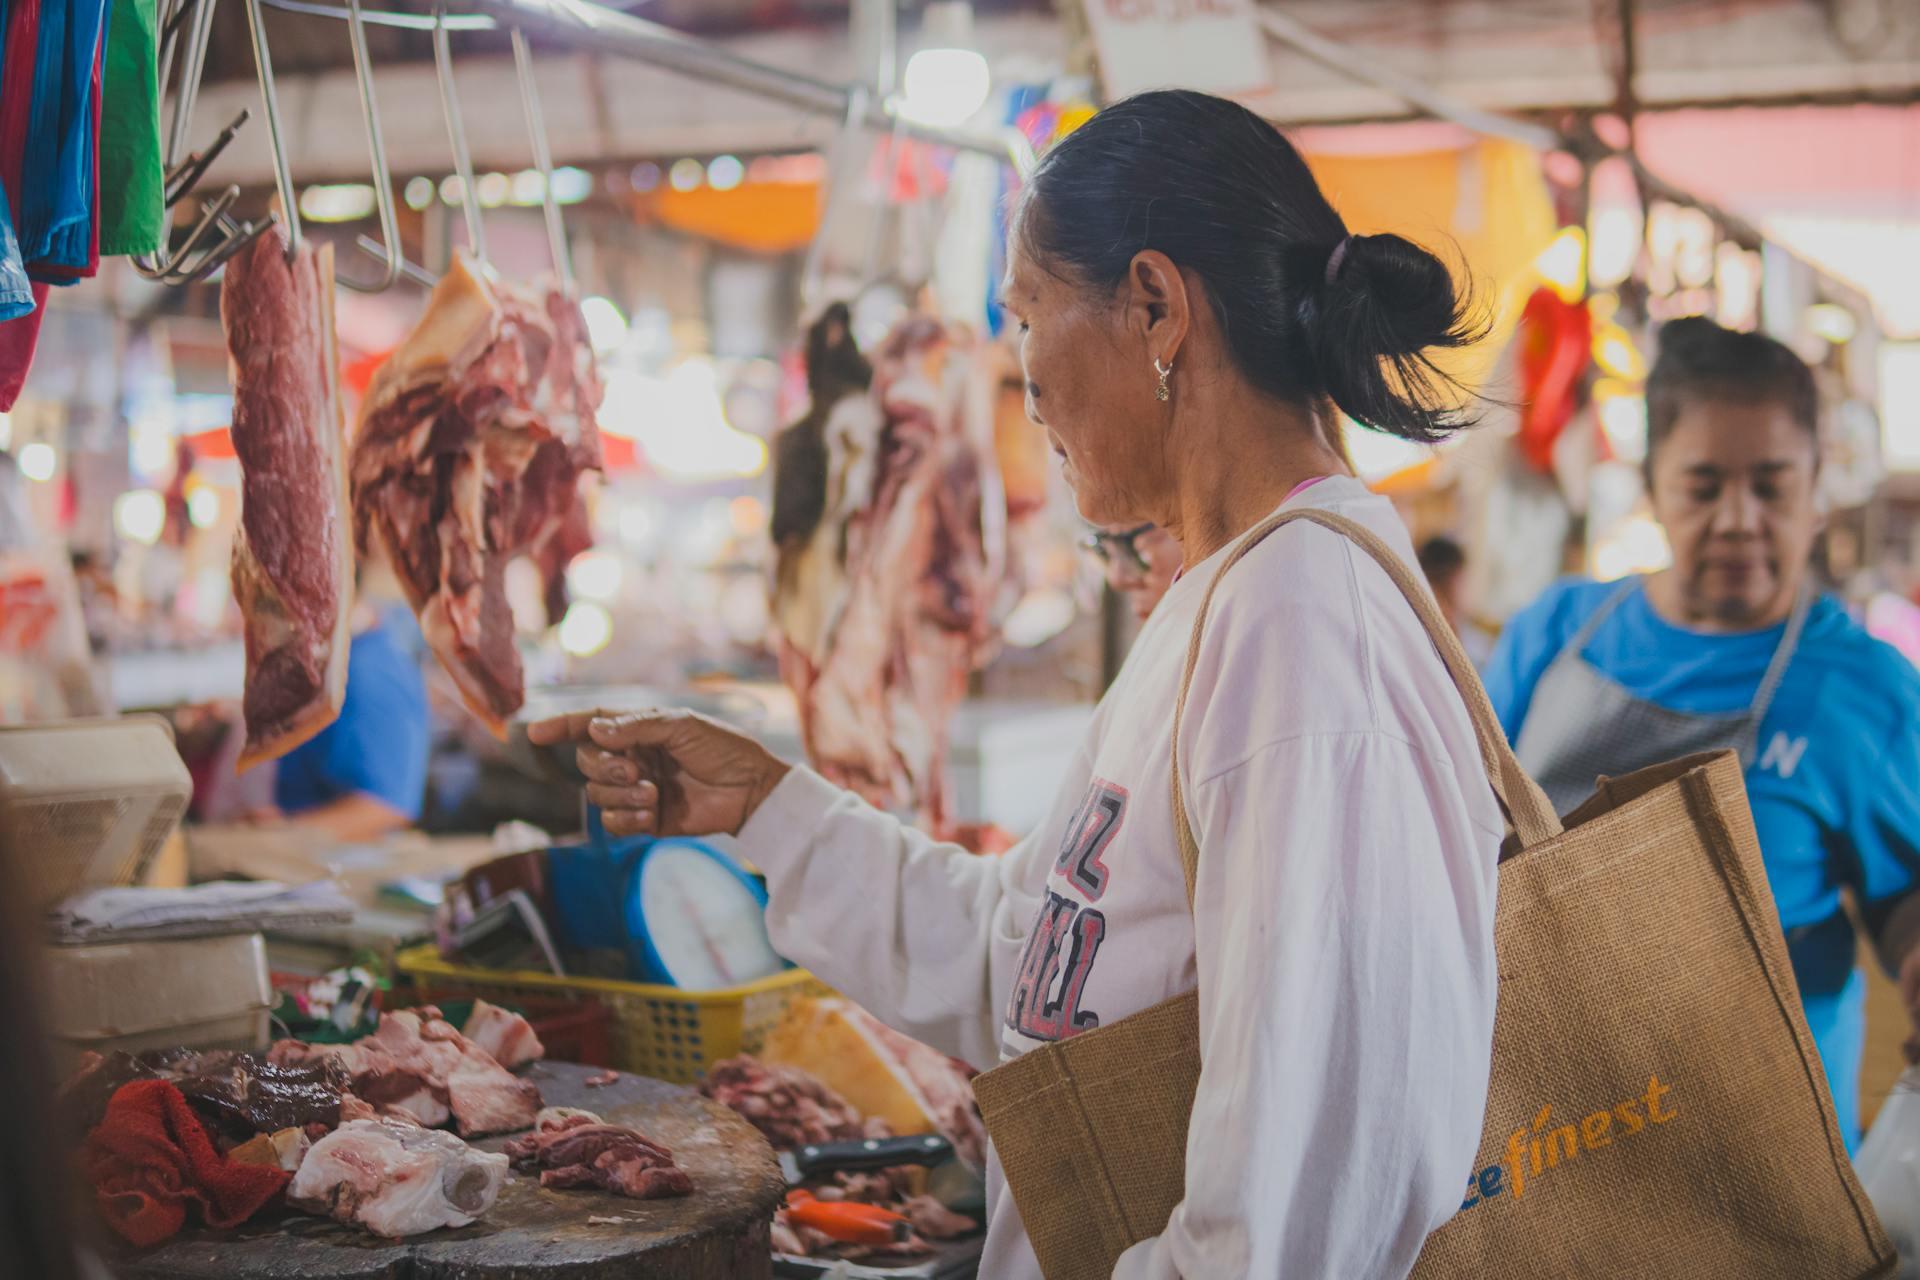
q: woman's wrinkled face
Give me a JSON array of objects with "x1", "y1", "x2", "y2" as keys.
[
  {"x1": 1000, "y1": 240, "x2": 1165, "y2": 527},
  {"x1": 1647, "y1": 397, "x2": 1820, "y2": 628}
]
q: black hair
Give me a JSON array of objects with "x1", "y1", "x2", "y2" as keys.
[
  {"x1": 1417, "y1": 535, "x2": 1466, "y2": 585},
  {"x1": 772, "y1": 303, "x2": 872, "y2": 548},
  {"x1": 1645, "y1": 315, "x2": 1819, "y2": 470},
  {"x1": 1014, "y1": 89, "x2": 1484, "y2": 444}
]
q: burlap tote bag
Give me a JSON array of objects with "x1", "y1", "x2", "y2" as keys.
[{"x1": 973, "y1": 507, "x2": 1893, "y2": 1280}]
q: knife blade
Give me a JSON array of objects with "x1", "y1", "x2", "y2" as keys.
[{"x1": 777, "y1": 1133, "x2": 953, "y2": 1185}]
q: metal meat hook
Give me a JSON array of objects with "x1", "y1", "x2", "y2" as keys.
[
  {"x1": 135, "y1": 0, "x2": 274, "y2": 283},
  {"x1": 510, "y1": 26, "x2": 573, "y2": 290},
  {"x1": 242, "y1": 0, "x2": 305, "y2": 259},
  {"x1": 434, "y1": 0, "x2": 490, "y2": 268},
  {"x1": 336, "y1": 0, "x2": 403, "y2": 292}
]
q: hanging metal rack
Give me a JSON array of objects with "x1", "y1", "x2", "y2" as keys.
[
  {"x1": 136, "y1": 0, "x2": 275, "y2": 283},
  {"x1": 251, "y1": 0, "x2": 1029, "y2": 169}
]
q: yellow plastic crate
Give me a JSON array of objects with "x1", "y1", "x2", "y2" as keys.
[{"x1": 393, "y1": 945, "x2": 832, "y2": 1085}]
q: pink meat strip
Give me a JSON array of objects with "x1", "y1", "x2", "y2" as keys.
[
  {"x1": 270, "y1": 1007, "x2": 540, "y2": 1137},
  {"x1": 503, "y1": 1108, "x2": 692, "y2": 1199}
]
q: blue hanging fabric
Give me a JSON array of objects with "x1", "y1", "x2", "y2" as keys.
[
  {"x1": 0, "y1": 178, "x2": 33, "y2": 320},
  {"x1": 17, "y1": 0, "x2": 111, "y2": 279}
]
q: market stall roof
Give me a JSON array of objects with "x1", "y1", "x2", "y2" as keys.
[{"x1": 172, "y1": 0, "x2": 1918, "y2": 187}]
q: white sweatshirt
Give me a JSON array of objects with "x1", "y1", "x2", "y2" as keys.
[{"x1": 737, "y1": 477, "x2": 1503, "y2": 1278}]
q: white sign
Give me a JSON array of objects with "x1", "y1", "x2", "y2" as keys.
[{"x1": 1081, "y1": 0, "x2": 1273, "y2": 101}]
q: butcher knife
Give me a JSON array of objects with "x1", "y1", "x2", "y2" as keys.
[{"x1": 777, "y1": 1134, "x2": 985, "y2": 1214}]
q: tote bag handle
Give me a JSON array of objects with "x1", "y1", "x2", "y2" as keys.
[{"x1": 1169, "y1": 508, "x2": 1563, "y2": 908}]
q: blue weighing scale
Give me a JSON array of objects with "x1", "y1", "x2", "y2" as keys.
[{"x1": 547, "y1": 805, "x2": 787, "y2": 989}]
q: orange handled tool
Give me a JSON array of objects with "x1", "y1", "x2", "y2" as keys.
[{"x1": 784, "y1": 1189, "x2": 913, "y2": 1246}]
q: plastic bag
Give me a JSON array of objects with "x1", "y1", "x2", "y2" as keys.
[{"x1": 1857, "y1": 1066, "x2": 1920, "y2": 1276}]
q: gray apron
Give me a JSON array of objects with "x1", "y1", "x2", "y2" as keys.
[{"x1": 1513, "y1": 580, "x2": 1812, "y2": 816}]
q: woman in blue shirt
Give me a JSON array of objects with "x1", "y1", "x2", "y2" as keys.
[
  {"x1": 264, "y1": 596, "x2": 430, "y2": 842},
  {"x1": 1486, "y1": 316, "x2": 1920, "y2": 1150}
]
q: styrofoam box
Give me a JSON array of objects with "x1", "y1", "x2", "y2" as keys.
[{"x1": 43, "y1": 932, "x2": 273, "y2": 1062}]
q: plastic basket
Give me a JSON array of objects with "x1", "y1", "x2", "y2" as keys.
[{"x1": 393, "y1": 944, "x2": 830, "y2": 1084}]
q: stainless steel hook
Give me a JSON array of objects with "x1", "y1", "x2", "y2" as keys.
[
  {"x1": 243, "y1": 0, "x2": 303, "y2": 258},
  {"x1": 434, "y1": 0, "x2": 488, "y2": 267},
  {"x1": 336, "y1": 0, "x2": 401, "y2": 292},
  {"x1": 136, "y1": 0, "x2": 271, "y2": 282},
  {"x1": 510, "y1": 27, "x2": 572, "y2": 289}
]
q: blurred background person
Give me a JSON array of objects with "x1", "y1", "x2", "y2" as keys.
[
  {"x1": 1084, "y1": 522, "x2": 1182, "y2": 623},
  {"x1": 1417, "y1": 534, "x2": 1494, "y2": 668},
  {"x1": 245, "y1": 564, "x2": 430, "y2": 841},
  {"x1": 1485, "y1": 315, "x2": 1920, "y2": 1151}
]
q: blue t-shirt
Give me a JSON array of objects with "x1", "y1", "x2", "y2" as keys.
[
  {"x1": 1487, "y1": 577, "x2": 1920, "y2": 1148},
  {"x1": 275, "y1": 625, "x2": 430, "y2": 822}
]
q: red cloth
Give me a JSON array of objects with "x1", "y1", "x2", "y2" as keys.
[
  {"x1": 0, "y1": 0, "x2": 39, "y2": 187},
  {"x1": 0, "y1": 281, "x2": 46, "y2": 410},
  {"x1": 84, "y1": 1079, "x2": 291, "y2": 1247},
  {"x1": 0, "y1": 0, "x2": 43, "y2": 408}
]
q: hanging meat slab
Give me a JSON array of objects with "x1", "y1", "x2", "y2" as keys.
[
  {"x1": 351, "y1": 253, "x2": 602, "y2": 734},
  {"x1": 221, "y1": 227, "x2": 351, "y2": 770},
  {"x1": 778, "y1": 317, "x2": 1005, "y2": 830}
]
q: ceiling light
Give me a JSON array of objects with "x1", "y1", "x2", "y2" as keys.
[{"x1": 17, "y1": 441, "x2": 56, "y2": 482}]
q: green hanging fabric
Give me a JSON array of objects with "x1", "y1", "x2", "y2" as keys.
[{"x1": 98, "y1": 0, "x2": 160, "y2": 256}]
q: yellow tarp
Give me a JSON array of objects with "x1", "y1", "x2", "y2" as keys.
[{"x1": 1303, "y1": 137, "x2": 1558, "y2": 393}]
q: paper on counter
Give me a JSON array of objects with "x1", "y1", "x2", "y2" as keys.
[{"x1": 49, "y1": 879, "x2": 354, "y2": 943}]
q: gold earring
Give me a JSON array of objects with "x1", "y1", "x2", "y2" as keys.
[{"x1": 1154, "y1": 357, "x2": 1172, "y2": 402}]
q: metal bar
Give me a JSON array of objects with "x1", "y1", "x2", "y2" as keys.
[
  {"x1": 340, "y1": 0, "x2": 402, "y2": 292},
  {"x1": 357, "y1": 235, "x2": 441, "y2": 287},
  {"x1": 160, "y1": 214, "x2": 275, "y2": 285},
  {"x1": 244, "y1": 0, "x2": 305, "y2": 254},
  {"x1": 1614, "y1": 0, "x2": 1638, "y2": 141},
  {"x1": 434, "y1": 0, "x2": 489, "y2": 265},
  {"x1": 251, "y1": 0, "x2": 1023, "y2": 167},
  {"x1": 1256, "y1": 5, "x2": 1562, "y2": 152},
  {"x1": 258, "y1": 0, "x2": 494, "y2": 28},
  {"x1": 164, "y1": 107, "x2": 249, "y2": 206},
  {"x1": 471, "y1": 0, "x2": 1020, "y2": 165},
  {"x1": 511, "y1": 27, "x2": 572, "y2": 287}
]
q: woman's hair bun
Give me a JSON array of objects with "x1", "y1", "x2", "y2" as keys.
[{"x1": 1302, "y1": 232, "x2": 1486, "y2": 443}]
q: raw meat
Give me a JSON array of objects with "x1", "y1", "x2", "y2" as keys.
[
  {"x1": 461, "y1": 999, "x2": 544, "y2": 1070},
  {"x1": 289, "y1": 1117, "x2": 507, "y2": 1238},
  {"x1": 229, "y1": 1126, "x2": 313, "y2": 1174},
  {"x1": 901, "y1": 1193, "x2": 976, "y2": 1241},
  {"x1": 61, "y1": 1049, "x2": 347, "y2": 1142},
  {"x1": 351, "y1": 253, "x2": 602, "y2": 734},
  {"x1": 774, "y1": 316, "x2": 1005, "y2": 830},
  {"x1": 221, "y1": 225, "x2": 352, "y2": 770},
  {"x1": 503, "y1": 1107, "x2": 693, "y2": 1199},
  {"x1": 142, "y1": 1049, "x2": 350, "y2": 1144},
  {"x1": 699, "y1": 1054, "x2": 883, "y2": 1151},
  {"x1": 270, "y1": 1005, "x2": 541, "y2": 1136},
  {"x1": 60, "y1": 1050, "x2": 162, "y2": 1135}
]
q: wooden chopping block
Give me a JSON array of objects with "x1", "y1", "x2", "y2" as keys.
[{"x1": 108, "y1": 1062, "x2": 785, "y2": 1280}]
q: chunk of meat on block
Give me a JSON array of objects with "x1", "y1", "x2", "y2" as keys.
[
  {"x1": 503, "y1": 1107, "x2": 692, "y2": 1200},
  {"x1": 269, "y1": 1006, "x2": 540, "y2": 1137},
  {"x1": 461, "y1": 999, "x2": 544, "y2": 1069},
  {"x1": 220, "y1": 225, "x2": 353, "y2": 770},
  {"x1": 288, "y1": 1118, "x2": 507, "y2": 1238}
]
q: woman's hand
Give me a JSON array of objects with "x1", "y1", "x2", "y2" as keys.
[{"x1": 526, "y1": 709, "x2": 790, "y2": 839}]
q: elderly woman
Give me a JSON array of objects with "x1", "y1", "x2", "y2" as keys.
[
  {"x1": 535, "y1": 90, "x2": 1502, "y2": 1277},
  {"x1": 1488, "y1": 316, "x2": 1920, "y2": 1152}
]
